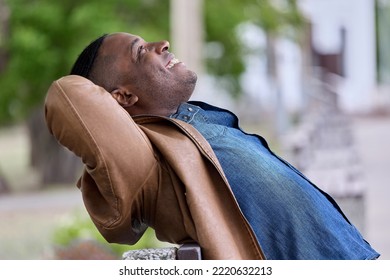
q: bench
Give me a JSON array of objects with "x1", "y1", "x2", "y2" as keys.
[{"x1": 122, "y1": 243, "x2": 202, "y2": 260}]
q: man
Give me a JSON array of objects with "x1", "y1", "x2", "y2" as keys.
[{"x1": 45, "y1": 32, "x2": 379, "y2": 259}]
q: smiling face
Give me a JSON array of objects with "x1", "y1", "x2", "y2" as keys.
[{"x1": 92, "y1": 32, "x2": 197, "y2": 116}]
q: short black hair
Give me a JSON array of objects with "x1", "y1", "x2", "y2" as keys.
[{"x1": 70, "y1": 34, "x2": 108, "y2": 78}]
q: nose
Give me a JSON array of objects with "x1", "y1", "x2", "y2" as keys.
[{"x1": 154, "y1": 40, "x2": 170, "y2": 54}]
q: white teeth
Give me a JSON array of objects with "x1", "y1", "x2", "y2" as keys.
[{"x1": 167, "y1": 58, "x2": 180, "y2": 69}]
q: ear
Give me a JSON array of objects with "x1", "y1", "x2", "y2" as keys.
[{"x1": 111, "y1": 88, "x2": 138, "y2": 108}]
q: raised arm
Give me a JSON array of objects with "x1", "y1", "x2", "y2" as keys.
[{"x1": 44, "y1": 75, "x2": 157, "y2": 244}]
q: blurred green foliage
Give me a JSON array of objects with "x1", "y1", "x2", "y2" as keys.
[
  {"x1": 52, "y1": 211, "x2": 164, "y2": 257},
  {"x1": 0, "y1": 0, "x2": 305, "y2": 124},
  {"x1": 0, "y1": 0, "x2": 169, "y2": 124},
  {"x1": 204, "y1": 0, "x2": 305, "y2": 97}
]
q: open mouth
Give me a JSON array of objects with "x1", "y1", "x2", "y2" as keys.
[{"x1": 166, "y1": 57, "x2": 180, "y2": 69}]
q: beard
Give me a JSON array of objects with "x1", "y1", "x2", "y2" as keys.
[
  {"x1": 159, "y1": 70, "x2": 197, "y2": 113},
  {"x1": 132, "y1": 68, "x2": 198, "y2": 115}
]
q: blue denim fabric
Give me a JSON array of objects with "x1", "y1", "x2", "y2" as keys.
[{"x1": 170, "y1": 101, "x2": 380, "y2": 260}]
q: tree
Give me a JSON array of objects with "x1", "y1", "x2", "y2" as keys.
[
  {"x1": 204, "y1": 0, "x2": 306, "y2": 99},
  {"x1": 0, "y1": 169, "x2": 9, "y2": 195},
  {"x1": 0, "y1": 0, "x2": 10, "y2": 192},
  {"x1": 1, "y1": 0, "x2": 170, "y2": 124},
  {"x1": 250, "y1": 0, "x2": 306, "y2": 137}
]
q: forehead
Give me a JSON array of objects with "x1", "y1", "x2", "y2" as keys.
[{"x1": 101, "y1": 33, "x2": 142, "y2": 55}]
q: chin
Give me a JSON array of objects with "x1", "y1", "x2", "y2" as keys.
[
  {"x1": 186, "y1": 70, "x2": 198, "y2": 90},
  {"x1": 189, "y1": 70, "x2": 198, "y2": 83}
]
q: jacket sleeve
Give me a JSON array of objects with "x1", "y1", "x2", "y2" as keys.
[{"x1": 44, "y1": 75, "x2": 157, "y2": 244}]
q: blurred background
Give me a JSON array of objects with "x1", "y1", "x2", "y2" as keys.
[{"x1": 0, "y1": 0, "x2": 389, "y2": 259}]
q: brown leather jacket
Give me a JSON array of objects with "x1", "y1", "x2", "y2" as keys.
[{"x1": 44, "y1": 75, "x2": 265, "y2": 260}]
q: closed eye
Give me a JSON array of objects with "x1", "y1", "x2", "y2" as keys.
[{"x1": 137, "y1": 45, "x2": 147, "y2": 61}]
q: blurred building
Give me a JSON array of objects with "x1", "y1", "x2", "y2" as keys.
[
  {"x1": 170, "y1": 0, "x2": 390, "y2": 117},
  {"x1": 300, "y1": 0, "x2": 389, "y2": 114},
  {"x1": 239, "y1": 0, "x2": 388, "y2": 123}
]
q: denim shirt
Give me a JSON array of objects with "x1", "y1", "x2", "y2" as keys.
[{"x1": 170, "y1": 101, "x2": 379, "y2": 260}]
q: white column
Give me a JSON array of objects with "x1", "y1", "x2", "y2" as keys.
[{"x1": 170, "y1": 0, "x2": 204, "y2": 75}]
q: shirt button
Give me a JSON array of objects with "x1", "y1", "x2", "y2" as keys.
[
  {"x1": 183, "y1": 115, "x2": 189, "y2": 121},
  {"x1": 187, "y1": 107, "x2": 194, "y2": 112}
]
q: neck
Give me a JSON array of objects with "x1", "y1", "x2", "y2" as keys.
[{"x1": 126, "y1": 106, "x2": 179, "y2": 117}]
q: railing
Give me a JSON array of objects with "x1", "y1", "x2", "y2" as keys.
[{"x1": 282, "y1": 72, "x2": 366, "y2": 233}]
